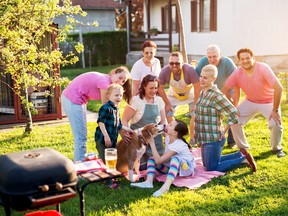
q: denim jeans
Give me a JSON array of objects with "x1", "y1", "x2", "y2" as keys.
[
  {"x1": 201, "y1": 138, "x2": 245, "y2": 172},
  {"x1": 61, "y1": 95, "x2": 87, "y2": 162}
]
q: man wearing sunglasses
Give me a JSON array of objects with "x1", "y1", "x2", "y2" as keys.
[
  {"x1": 158, "y1": 52, "x2": 201, "y2": 145},
  {"x1": 196, "y1": 44, "x2": 237, "y2": 149}
]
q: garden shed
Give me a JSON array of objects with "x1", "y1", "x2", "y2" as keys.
[{"x1": 0, "y1": 28, "x2": 62, "y2": 125}]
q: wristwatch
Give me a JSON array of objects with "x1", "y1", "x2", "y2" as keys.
[{"x1": 273, "y1": 109, "x2": 279, "y2": 112}]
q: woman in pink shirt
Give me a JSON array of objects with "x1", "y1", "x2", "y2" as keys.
[{"x1": 62, "y1": 66, "x2": 131, "y2": 162}]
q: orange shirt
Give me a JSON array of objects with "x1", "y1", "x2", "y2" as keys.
[{"x1": 225, "y1": 62, "x2": 277, "y2": 104}]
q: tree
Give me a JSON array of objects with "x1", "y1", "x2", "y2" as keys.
[
  {"x1": 0, "y1": 0, "x2": 93, "y2": 133},
  {"x1": 116, "y1": 0, "x2": 143, "y2": 31},
  {"x1": 176, "y1": 0, "x2": 187, "y2": 62}
]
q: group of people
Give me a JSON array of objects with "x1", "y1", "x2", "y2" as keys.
[{"x1": 62, "y1": 40, "x2": 286, "y2": 196}]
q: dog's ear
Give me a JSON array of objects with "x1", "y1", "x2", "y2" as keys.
[{"x1": 142, "y1": 127, "x2": 152, "y2": 139}]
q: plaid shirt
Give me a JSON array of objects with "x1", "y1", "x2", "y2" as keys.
[
  {"x1": 95, "y1": 100, "x2": 122, "y2": 147},
  {"x1": 195, "y1": 85, "x2": 238, "y2": 144}
]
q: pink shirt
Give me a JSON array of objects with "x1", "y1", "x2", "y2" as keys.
[
  {"x1": 62, "y1": 72, "x2": 111, "y2": 104},
  {"x1": 225, "y1": 62, "x2": 277, "y2": 103}
]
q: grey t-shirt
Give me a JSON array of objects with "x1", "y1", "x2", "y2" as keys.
[{"x1": 159, "y1": 63, "x2": 199, "y2": 85}]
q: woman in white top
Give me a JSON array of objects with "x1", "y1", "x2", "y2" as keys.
[
  {"x1": 130, "y1": 40, "x2": 162, "y2": 96},
  {"x1": 122, "y1": 74, "x2": 167, "y2": 169}
]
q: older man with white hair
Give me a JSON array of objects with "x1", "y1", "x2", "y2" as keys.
[{"x1": 196, "y1": 44, "x2": 237, "y2": 148}]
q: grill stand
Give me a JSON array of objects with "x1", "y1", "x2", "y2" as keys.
[
  {"x1": 0, "y1": 187, "x2": 76, "y2": 216},
  {"x1": 0, "y1": 198, "x2": 61, "y2": 216},
  {"x1": 0, "y1": 199, "x2": 10, "y2": 216},
  {"x1": 77, "y1": 170, "x2": 122, "y2": 216}
]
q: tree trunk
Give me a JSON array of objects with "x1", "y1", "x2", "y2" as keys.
[
  {"x1": 22, "y1": 86, "x2": 33, "y2": 133},
  {"x1": 176, "y1": 0, "x2": 188, "y2": 63}
]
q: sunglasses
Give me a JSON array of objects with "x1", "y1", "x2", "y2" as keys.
[
  {"x1": 169, "y1": 62, "x2": 181, "y2": 66},
  {"x1": 146, "y1": 75, "x2": 158, "y2": 81}
]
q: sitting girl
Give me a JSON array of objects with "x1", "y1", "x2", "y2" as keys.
[{"x1": 131, "y1": 119, "x2": 195, "y2": 197}]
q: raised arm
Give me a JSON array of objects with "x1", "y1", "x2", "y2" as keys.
[
  {"x1": 100, "y1": 89, "x2": 108, "y2": 104},
  {"x1": 269, "y1": 79, "x2": 283, "y2": 124},
  {"x1": 158, "y1": 84, "x2": 172, "y2": 114},
  {"x1": 122, "y1": 105, "x2": 136, "y2": 127},
  {"x1": 120, "y1": 105, "x2": 136, "y2": 142},
  {"x1": 132, "y1": 80, "x2": 140, "y2": 97},
  {"x1": 222, "y1": 84, "x2": 237, "y2": 105},
  {"x1": 193, "y1": 81, "x2": 201, "y2": 106},
  {"x1": 147, "y1": 137, "x2": 176, "y2": 165}
]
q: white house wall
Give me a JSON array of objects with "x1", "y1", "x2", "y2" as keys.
[
  {"x1": 145, "y1": 1, "x2": 165, "y2": 32},
  {"x1": 148, "y1": 0, "x2": 288, "y2": 58},
  {"x1": 183, "y1": 0, "x2": 288, "y2": 57},
  {"x1": 54, "y1": 10, "x2": 116, "y2": 33}
]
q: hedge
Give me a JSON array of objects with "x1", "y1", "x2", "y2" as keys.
[{"x1": 60, "y1": 31, "x2": 127, "y2": 69}]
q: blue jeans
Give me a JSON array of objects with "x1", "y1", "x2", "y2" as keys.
[
  {"x1": 201, "y1": 138, "x2": 245, "y2": 172},
  {"x1": 62, "y1": 95, "x2": 87, "y2": 162}
]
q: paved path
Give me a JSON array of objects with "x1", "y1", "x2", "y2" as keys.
[{"x1": 0, "y1": 110, "x2": 98, "y2": 132}]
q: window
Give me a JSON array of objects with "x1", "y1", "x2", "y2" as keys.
[
  {"x1": 191, "y1": 0, "x2": 217, "y2": 32},
  {"x1": 161, "y1": 4, "x2": 179, "y2": 33}
]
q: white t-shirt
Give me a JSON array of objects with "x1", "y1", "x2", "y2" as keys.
[
  {"x1": 164, "y1": 136, "x2": 195, "y2": 176},
  {"x1": 129, "y1": 95, "x2": 165, "y2": 124},
  {"x1": 130, "y1": 57, "x2": 161, "y2": 81},
  {"x1": 164, "y1": 136, "x2": 193, "y2": 162}
]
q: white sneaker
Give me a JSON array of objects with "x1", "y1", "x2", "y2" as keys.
[
  {"x1": 152, "y1": 189, "x2": 168, "y2": 197},
  {"x1": 130, "y1": 182, "x2": 153, "y2": 188}
]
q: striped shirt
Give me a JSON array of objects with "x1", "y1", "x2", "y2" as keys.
[{"x1": 195, "y1": 85, "x2": 238, "y2": 144}]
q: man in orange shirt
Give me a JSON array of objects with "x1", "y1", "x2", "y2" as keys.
[{"x1": 222, "y1": 48, "x2": 285, "y2": 157}]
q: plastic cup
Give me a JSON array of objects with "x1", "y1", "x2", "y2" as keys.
[{"x1": 105, "y1": 148, "x2": 117, "y2": 172}]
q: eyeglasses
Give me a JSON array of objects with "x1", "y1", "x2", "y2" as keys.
[{"x1": 169, "y1": 62, "x2": 181, "y2": 66}]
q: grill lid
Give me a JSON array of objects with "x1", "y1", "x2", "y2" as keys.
[{"x1": 0, "y1": 148, "x2": 77, "y2": 196}]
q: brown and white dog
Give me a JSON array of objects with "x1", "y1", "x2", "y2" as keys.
[{"x1": 116, "y1": 123, "x2": 166, "y2": 182}]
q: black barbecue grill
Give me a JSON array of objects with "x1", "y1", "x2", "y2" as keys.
[{"x1": 0, "y1": 148, "x2": 77, "y2": 216}]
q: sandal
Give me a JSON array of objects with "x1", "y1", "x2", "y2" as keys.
[{"x1": 108, "y1": 183, "x2": 120, "y2": 189}]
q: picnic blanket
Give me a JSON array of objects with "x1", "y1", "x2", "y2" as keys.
[{"x1": 127, "y1": 148, "x2": 225, "y2": 189}]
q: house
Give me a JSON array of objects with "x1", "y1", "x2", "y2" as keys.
[
  {"x1": 127, "y1": 0, "x2": 288, "y2": 72},
  {"x1": 55, "y1": 0, "x2": 125, "y2": 33}
]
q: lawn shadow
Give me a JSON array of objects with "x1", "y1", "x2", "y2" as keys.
[
  {"x1": 0, "y1": 134, "x2": 29, "y2": 146},
  {"x1": 254, "y1": 149, "x2": 275, "y2": 161},
  {"x1": 73, "y1": 176, "x2": 159, "y2": 215}
]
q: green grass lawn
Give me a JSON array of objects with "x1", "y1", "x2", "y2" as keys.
[
  {"x1": 0, "y1": 104, "x2": 287, "y2": 215},
  {"x1": 0, "y1": 67, "x2": 287, "y2": 215}
]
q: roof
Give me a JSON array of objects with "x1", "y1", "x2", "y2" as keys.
[{"x1": 71, "y1": 0, "x2": 125, "y2": 9}]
